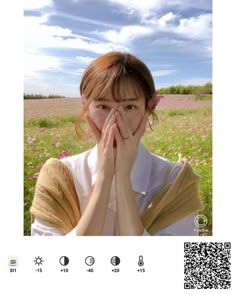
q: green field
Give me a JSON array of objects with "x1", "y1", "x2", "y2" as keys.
[{"x1": 24, "y1": 106, "x2": 212, "y2": 236}]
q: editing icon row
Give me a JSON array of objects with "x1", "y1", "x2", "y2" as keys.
[
  {"x1": 86, "y1": 255, "x2": 144, "y2": 266},
  {"x1": 8, "y1": 255, "x2": 145, "y2": 267}
]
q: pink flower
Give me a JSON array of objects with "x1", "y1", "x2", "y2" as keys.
[
  {"x1": 55, "y1": 141, "x2": 61, "y2": 148},
  {"x1": 190, "y1": 156, "x2": 197, "y2": 164},
  {"x1": 190, "y1": 126, "x2": 199, "y2": 133},
  {"x1": 148, "y1": 92, "x2": 163, "y2": 109},
  {"x1": 36, "y1": 163, "x2": 43, "y2": 170},
  {"x1": 26, "y1": 136, "x2": 36, "y2": 144},
  {"x1": 59, "y1": 150, "x2": 70, "y2": 159}
]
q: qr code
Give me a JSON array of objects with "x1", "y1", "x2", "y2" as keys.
[{"x1": 184, "y1": 242, "x2": 231, "y2": 289}]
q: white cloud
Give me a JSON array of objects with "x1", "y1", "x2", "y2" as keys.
[
  {"x1": 144, "y1": 12, "x2": 178, "y2": 27},
  {"x1": 24, "y1": 53, "x2": 62, "y2": 78},
  {"x1": 24, "y1": 15, "x2": 129, "y2": 54},
  {"x1": 23, "y1": 1, "x2": 212, "y2": 96},
  {"x1": 75, "y1": 56, "x2": 95, "y2": 65},
  {"x1": 109, "y1": 0, "x2": 211, "y2": 41},
  {"x1": 55, "y1": 12, "x2": 120, "y2": 30},
  {"x1": 108, "y1": 0, "x2": 161, "y2": 13},
  {"x1": 25, "y1": 14, "x2": 74, "y2": 46},
  {"x1": 157, "y1": 12, "x2": 178, "y2": 27},
  {"x1": 98, "y1": 25, "x2": 153, "y2": 45},
  {"x1": 144, "y1": 12, "x2": 211, "y2": 41},
  {"x1": 176, "y1": 13, "x2": 212, "y2": 39},
  {"x1": 24, "y1": 0, "x2": 53, "y2": 10},
  {"x1": 74, "y1": 68, "x2": 86, "y2": 76},
  {"x1": 153, "y1": 36, "x2": 211, "y2": 58},
  {"x1": 109, "y1": 0, "x2": 211, "y2": 15},
  {"x1": 152, "y1": 69, "x2": 176, "y2": 77},
  {"x1": 109, "y1": 0, "x2": 166, "y2": 25}
]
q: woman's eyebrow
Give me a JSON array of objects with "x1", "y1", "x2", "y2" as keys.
[
  {"x1": 95, "y1": 97, "x2": 139, "y2": 102},
  {"x1": 122, "y1": 98, "x2": 139, "y2": 102},
  {"x1": 95, "y1": 97, "x2": 110, "y2": 101}
]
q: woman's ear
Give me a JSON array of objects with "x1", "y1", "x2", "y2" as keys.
[
  {"x1": 81, "y1": 95, "x2": 90, "y2": 117},
  {"x1": 81, "y1": 95, "x2": 87, "y2": 106}
]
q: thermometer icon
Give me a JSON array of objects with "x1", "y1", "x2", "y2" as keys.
[{"x1": 138, "y1": 255, "x2": 144, "y2": 267}]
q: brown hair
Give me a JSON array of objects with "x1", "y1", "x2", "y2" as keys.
[{"x1": 75, "y1": 51, "x2": 158, "y2": 139}]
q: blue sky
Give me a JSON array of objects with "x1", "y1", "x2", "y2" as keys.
[{"x1": 24, "y1": 0, "x2": 212, "y2": 97}]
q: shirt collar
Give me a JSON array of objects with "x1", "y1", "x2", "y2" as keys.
[{"x1": 87, "y1": 143, "x2": 152, "y2": 195}]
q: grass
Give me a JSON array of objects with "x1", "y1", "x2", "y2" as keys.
[
  {"x1": 24, "y1": 107, "x2": 212, "y2": 236},
  {"x1": 193, "y1": 95, "x2": 212, "y2": 101}
]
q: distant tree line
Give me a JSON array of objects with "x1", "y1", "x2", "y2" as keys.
[
  {"x1": 24, "y1": 94, "x2": 66, "y2": 99},
  {"x1": 158, "y1": 82, "x2": 212, "y2": 95},
  {"x1": 24, "y1": 82, "x2": 212, "y2": 99}
]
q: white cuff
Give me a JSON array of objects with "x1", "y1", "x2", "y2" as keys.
[{"x1": 66, "y1": 227, "x2": 77, "y2": 236}]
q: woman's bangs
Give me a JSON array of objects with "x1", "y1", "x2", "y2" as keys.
[
  {"x1": 85, "y1": 64, "x2": 147, "y2": 102},
  {"x1": 111, "y1": 74, "x2": 146, "y2": 102}
]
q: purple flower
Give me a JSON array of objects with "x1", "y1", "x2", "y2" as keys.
[{"x1": 59, "y1": 150, "x2": 70, "y2": 159}]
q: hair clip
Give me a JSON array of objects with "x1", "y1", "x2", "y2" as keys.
[{"x1": 148, "y1": 92, "x2": 163, "y2": 109}]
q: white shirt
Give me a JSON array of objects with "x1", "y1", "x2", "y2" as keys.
[{"x1": 31, "y1": 143, "x2": 198, "y2": 236}]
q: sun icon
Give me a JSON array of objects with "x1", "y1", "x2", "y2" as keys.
[{"x1": 34, "y1": 256, "x2": 44, "y2": 266}]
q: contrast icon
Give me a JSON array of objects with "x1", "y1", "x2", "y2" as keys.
[
  {"x1": 138, "y1": 255, "x2": 144, "y2": 267},
  {"x1": 85, "y1": 256, "x2": 95, "y2": 266},
  {"x1": 34, "y1": 256, "x2": 44, "y2": 266},
  {"x1": 59, "y1": 256, "x2": 69, "y2": 266},
  {"x1": 110, "y1": 256, "x2": 120, "y2": 266}
]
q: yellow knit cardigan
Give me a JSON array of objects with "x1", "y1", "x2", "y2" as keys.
[{"x1": 30, "y1": 158, "x2": 204, "y2": 235}]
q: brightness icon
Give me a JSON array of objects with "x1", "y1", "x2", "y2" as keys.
[{"x1": 34, "y1": 256, "x2": 44, "y2": 266}]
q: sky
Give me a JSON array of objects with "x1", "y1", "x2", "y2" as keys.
[{"x1": 24, "y1": 0, "x2": 212, "y2": 97}]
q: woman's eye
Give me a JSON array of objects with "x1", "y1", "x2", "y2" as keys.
[
  {"x1": 125, "y1": 105, "x2": 137, "y2": 110},
  {"x1": 98, "y1": 105, "x2": 109, "y2": 110}
]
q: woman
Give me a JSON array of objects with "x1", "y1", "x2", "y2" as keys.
[{"x1": 30, "y1": 51, "x2": 203, "y2": 236}]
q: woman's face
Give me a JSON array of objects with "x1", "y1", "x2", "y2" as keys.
[{"x1": 88, "y1": 86, "x2": 146, "y2": 134}]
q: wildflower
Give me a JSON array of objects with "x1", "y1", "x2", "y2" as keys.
[
  {"x1": 59, "y1": 150, "x2": 70, "y2": 159},
  {"x1": 190, "y1": 156, "x2": 197, "y2": 164},
  {"x1": 36, "y1": 163, "x2": 43, "y2": 170},
  {"x1": 27, "y1": 136, "x2": 36, "y2": 144}
]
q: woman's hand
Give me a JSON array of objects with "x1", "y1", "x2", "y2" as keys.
[
  {"x1": 86, "y1": 109, "x2": 116, "y2": 179},
  {"x1": 114, "y1": 107, "x2": 149, "y2": 177},
  {"x1": 114, "y1": 107, "x2": 148, "y2": 235},
  {"x1": 75, "y1": 110, "x2": 116, "y2": 236}
]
